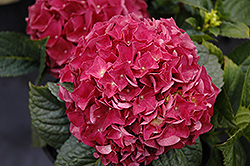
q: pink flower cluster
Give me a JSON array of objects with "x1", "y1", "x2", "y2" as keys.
[
  {"x1": 26, "y1": 0, "x2": 149, "y2": 77},
  {"x1": 59, "y1": 14, "x2": 219, "y2": 165}
]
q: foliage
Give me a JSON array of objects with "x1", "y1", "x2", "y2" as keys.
[
  {"x1": 151, "y1": 138, "x2": 202, "y2": 166},
  {"x1": 54, "y1": 136, "x2": 101, "y2": 166},
  {"x1": 1, "y1": 0, "x2": 250, "y2": 165},
  {"x1": 0, "y1": 32, "x2": 47, "y2": 84},
  {"x1": 29, "y1": 82, "x2": 70, "y2": 149}
]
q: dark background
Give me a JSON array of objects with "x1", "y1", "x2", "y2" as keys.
[
  {"x1": 0, "y1": 0, "x2": 53, "y2": 165},
  {"x1": 0, "y1": 0, "x2": 248, "y2": 166}
]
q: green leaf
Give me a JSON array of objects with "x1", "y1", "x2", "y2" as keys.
[
  {"x1": 235, "y1": 106, "x2": 250, "y2": 142},
  {"x1": 240, "y1": 54, "x2": 250, "y2": 73},
  {"x1": 240, "y1": 66, "x2": 250, "y2": 108},
  {"x1": 212, "y1": 88, "x2": 237, "y2": 129},
  {"x1": 240, "y1": 56, "x2": 250, "y2": 75},
  {"x1": 155, "y1": 0, "x2": 169, "y2": 6},
  {"x1": 218, "y1": 138, "x2": 247, "y2": 166},
  {"x1": 54, "y1": 135, "x2": 101, "y2": 166},
  {"x1": 219, "y1": 21, "x2": 249, "y2": 39},
  {"x1": 223, "y1": 57, "x2": 245, "y2": 114},
  {"x1": 147, "y1": 0, "x2": 180, "y2": 19},
  {"x1": 217, "y1": 125, "x2": 248, "y2": 166},
  {"x1": 215, "y1": 0, "x2": 231, "y2": 20},
  {"x1": 228, "y1": 40, "x2": 250, "y2": 74},
  {"x1": 236, "y1": 106, "x2": 250, "y2": 129},
  {"x1": 47, "y1": 82, "x2": 63, "y2": 102},
  {"x1": 199, "y1": 133, "x2": 223, "y2": 166},
  {"x1": 185, "y1": 17, "x2": 199, "y2": 28},
  {"x1": 29, "y1": 82, "x2": 70, "y2": 149},
  {"x1": 206, "y1": 147, "x2": 223, "y2": 166},
  {"x1": 178, "y1": 0, "x2": 212, "y2": 11},
  {"x1": 224, "y1": 0, "x2": 250, "y2": 26},
  {"x1": 0, "y1": 32, "x2": 41, "y2": 77},
  {"x1": 202, "y1": 41, "x2": 224, "y2": 64},
  {"x1": 186, "y1": 29, "x2": 215, "y2": 43},
  {"x1": 152, "y1": 149, "x2": 188, "y2": 166},
  {"x1": 196, "y1": 43, "x2": 224, "y2": 89},
  {"x1": 217, "y1": 105, "x2": 250, "y2": 166},
  {"x1": 35, "y1": 37, "x2": 48, "y2": 85},
  {"x1": 152, "y1": 137, "x2": 202, "y2": 166},
  {"x1": 208, "y1": 27, "x2": 220, "y2": 37}
]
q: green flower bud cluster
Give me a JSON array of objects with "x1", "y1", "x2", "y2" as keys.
[{"x1": 204, "y1": 9, "x2": 221, "y2": 29}]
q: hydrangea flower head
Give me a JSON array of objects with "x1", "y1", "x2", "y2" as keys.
[
  {"x1": 59, "y1": 14, "x2": 219, "y2": 165},
  {"x1": 26, "y1": 0, "x2": 149, "y2": 77}
]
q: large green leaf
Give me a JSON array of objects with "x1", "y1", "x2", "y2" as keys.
[
  {"x1": 224, "y1": 0, "x2": 250, "y2": 26},
  {"x1": 217, "y1": 124, "x2": 248, "y2": 166},
  {"x1": 218, "y1": 138, "x2": 247, "y2": 166},
  {"x1": 202, "y1": 41, "x2": 224, "y2": 64},
  {"x1": 178, "y1": 0, "x2": 212, "y2": 11},
  {"x1": 47, "y1": 82, "x2": 63, "y2": 102},
  {"x1": 239, "y1": 56, "x2": 250, "y2": 76},
  {"x1": 147, "y1": 0, "x2": 181, "y2": 20},
  {"x1": 196, "y1": 43, "x2": 224, "y2": 90},
  {"x1": 186, "y1": 30, "x2": 215, "y2": 43},
  {"x1": 54, "y1": 135, "x2": 102, "y2": 166},
  {"x1": 0, "y1": 32, "x2": 46, "y2": 77},
  {"x1": 207, "y1": 27, "x2": 220, "y2": 37},
  {"x1": 223, "y1": 57, "x2": 245, "y2": 114},
  {"x1": 235, "y1": 106, "x2": 250, "y2": 142},
  {"x1": 200, "y1": 133, "x2": 223, "y2": 166},
  {"x1": 218, "y1": 104, "x2": 250, "y2": 166},
  {"x1": 236, "y1": 107, "x2": 250, "y2": 129},
  {"x1": 35, "y1": 37, "x2": 48, "y2": 85},
  {"x1": 152, "y1": 137, "x2": 202, "y2": 166},
  {"x1": 29, "y1": 82, "x2": 70, "y2": 149},
  {"x1": 147, "y1": 0, "x2": 179, "y2": 14},
  {"x1": 227, "y1": 40, "x2": 250, "y2": 74},
  {"x1": 212, "y1": 88, "x2": 237, "y2": 129},
  {"x1": 214, "y1": 0, "x2": 231, "y2": 20},
  {"x1": 219, "y1": 21, "x2": 249, "y2": 39},
  {"x1": 185, "y1": 17, "x2": 199, "y2": 29},
  {"x1": 240, "y1": 66, "x2": 250, "y2": 108},
  {"x1": 206, "y1": 147, "x2": 223, "y2": 166}
]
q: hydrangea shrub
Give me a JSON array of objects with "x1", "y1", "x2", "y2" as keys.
[
  {"x1": 26, "y1": 0, "x2": 149, "y2": 77},
  {"x1": 59, "y1": 14, "x2": 219, "y2": 165}
]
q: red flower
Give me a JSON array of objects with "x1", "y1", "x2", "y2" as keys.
[
  {"x1": 59, "y1": 14, "x2": 219, "y2": 165},
  {"x1": 26, "y1": 0, "x2": 149, "y2": 77}
]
